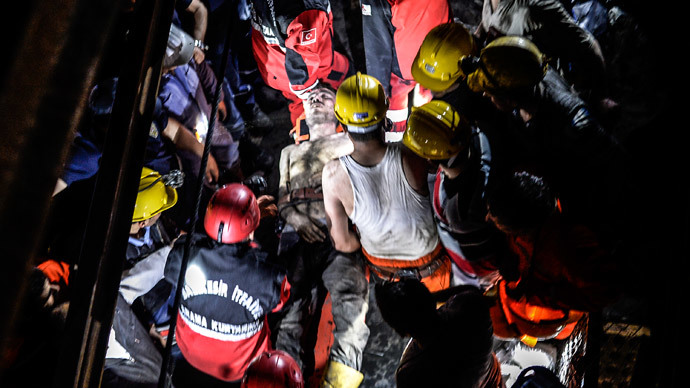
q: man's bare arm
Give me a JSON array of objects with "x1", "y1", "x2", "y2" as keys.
[
  {"x1": 401, "y1": 147, "x2": 430, "y2": 196},
  {"x1": 277, "y1": 145, "x2": 297, "y2": 218},
  {"x1": 185, "y1": 0, "x2": 207, "y2": 41},
  {"x1": 185, "y1": 0, "x2": 208, "y2": 63},
  {"x1": 278, "y1": 146, "x2": 293, "y2": 200},
  {"x1": 162, "y1": 117, "x2": 219, "y2": 183},
  {"x1": 322, "y1": 160, "x2": 360, "y2": 253}
]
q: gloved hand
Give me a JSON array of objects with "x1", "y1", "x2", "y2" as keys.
[
  {"x1": 286, "y1": 212, "x2": 326, "y2": 243},
  {"x1": 243, "y1": 174, "x2": 268, "y2": 196}
]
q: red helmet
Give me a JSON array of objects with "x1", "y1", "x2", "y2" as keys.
[
  {"x1": 241, "y1": 350, "x2": 304, "y2": 388},
  {"x1": 204, "y1": 184, "x2": 260, "y2": 244}
]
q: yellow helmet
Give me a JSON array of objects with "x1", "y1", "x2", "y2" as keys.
[
  {"x1": 403, "y1": 100, "x2": 471, "y2": 160},
  {"x1": 411, "y1": 22, "x2": 477, "y2": 92},
  {"x1": 466, "y1": 36, "x2": 547, "y2": 94},
  {"x1": 334, "y1": 72, "x2": 389, "y2": 131},
  {"x1": 131, "y1": 167, "x2": 178, "y2": 222}
]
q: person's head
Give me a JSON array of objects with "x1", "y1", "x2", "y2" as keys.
[
  {"x1": 241, "y1": 350, "x2": 304, "y2": 388},
  {"x1": 204, "y1": 183, "x2": 260, "y2": 244},
  {"x1": 403, "y1": 100, "x2": 472, "y2": 172},
  {"x1": 131, "y1": 167, "x2": 180, "y2": 234},
  {"x1": 26, "y1": 268, "x2": 59, "y2": 313},
  {"x1": 163, "y1": 23, "x2": 195, "y2": 70},
  {"x1": 303, "y1": 83, "x2": 339, "y2": 135},
  {"x1": 334, "y1": 72, "x2": 389, "y2": 143},
  {"x1": 464, "y1": 36, "x2": 547, "y2": 111},
  {"x1": 85, "y1": 77, "x2": 120, "y2": 146},
  {"x1": 88, "y1": 77, "x2": 118, "y2": 118},
  {"x1": 486, "y1": 171, "x2": 557, "y2": 236},
  {"x1": 375, "y1": 278, "x2": 438, "y2": 339},
  {"x1": 411, "y1": 22, "x2": 477, "y2": 95}
]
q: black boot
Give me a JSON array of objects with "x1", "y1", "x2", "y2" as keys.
[
  {"x1": 238, "y1": 132, "x2": 275, "y2": 177},
  {"x1": 243, "y1": 104, "x2": 273, "y2": 136}
]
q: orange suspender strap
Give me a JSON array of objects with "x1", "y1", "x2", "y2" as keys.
[
  {"x1": 290, "y1": 114, "x2": 310, "y2": 144},
  {"x1": 290, "y1": 115, "x2": 344, "y2": 144}
]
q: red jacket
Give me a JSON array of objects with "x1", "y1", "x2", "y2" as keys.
[
  {"x1": 489, "y1": 213, "x2": 621, "y2": 342},
  {"x1": 389, "y1": 0, "x2": 450, "y2": 81},
  {"x1": 250, "y1": 0, "x2": 350, "y2": 123},
  {"x1": 166, "y1": 236, "x2": 291, "y2": 381},
  {"x1": 504, "y1": 213, "x2": 620, "y2": 313}
]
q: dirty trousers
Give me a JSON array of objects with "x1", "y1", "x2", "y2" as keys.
[{"x1": 276, "y1": 234, "x2": 370, "y2": 371}]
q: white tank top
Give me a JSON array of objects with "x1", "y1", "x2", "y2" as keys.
[{"x1": 340, "y1": 145, "x2": 439, "y2": 260}]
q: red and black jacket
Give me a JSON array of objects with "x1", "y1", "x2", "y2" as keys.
[
  {"x1": 249, "y1": 0, "x2": 342, "y2": 96},
  {"x1": 164, "y1": 234, "x2": 290, "y2": 382}
]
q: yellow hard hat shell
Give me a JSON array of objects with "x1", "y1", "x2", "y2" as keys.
[
  {"x1": 467, "y1": 36, "x2": 546, "y2": 94},
  {"x1": 132, "y1": 167, "x2": 178, "y2": 222},
  {"x1": 411, "y1": 22, "x2": 477, "y2": 92},
  {"x1": 334, "y1": 72, "x2": 389, "y2": 130},
  {"x1": 403, "y1": 100, "x2": 470, "y2": 160}
]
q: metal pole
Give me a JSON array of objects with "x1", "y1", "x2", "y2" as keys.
[
  {"x1": 583, "y1": 312, "x2": 601, "y2": 388},
  {"x1": 0, "y1": 0, "x2": 120, "y2": 381},
  {"x1": 51, "y1": 0, "x2": 176, "y2": 386}
]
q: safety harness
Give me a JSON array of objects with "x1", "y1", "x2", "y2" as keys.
[{"x1": 289, "y1": 113, "x2": 344, "y2": 144}]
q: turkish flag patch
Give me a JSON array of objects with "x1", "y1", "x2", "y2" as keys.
[{"x1": 300, "y1": 28, "x2": 317, "y2": 45}]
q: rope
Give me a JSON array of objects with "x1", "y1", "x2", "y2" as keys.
[{"x1": 156, "y1": 8, "x2": 235, "y2": 388}]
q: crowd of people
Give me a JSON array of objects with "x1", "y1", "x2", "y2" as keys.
[{"x1": 6, "y1": 0, "x2": 662, "y2": 387}]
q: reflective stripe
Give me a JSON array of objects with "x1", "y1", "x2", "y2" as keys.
[
  {"x1": 179, "y1": 307, "x2": 264, "y2": 341},
  {"x1": 384, "y1": 131, "x2": 403, "y2": 143},
  {"x1": 251, "y1": 22, "x2": 283, "y2": 47},
  {"x1": 290, "y1": 80, "x2": 320, "y2": 98},
  {"x1": 386, "y1": 108, "x2": 409, "y2": 123}
]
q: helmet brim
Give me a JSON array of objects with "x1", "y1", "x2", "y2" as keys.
[
  {"x1": 159, "y1": 185, "x2": 178, "y2": 213},
  {"x1": 411, "y1": 57, "x2": 461, "y2": 93},
  {"x1": 132, "y1": 185, "x2": 178, "y2": 222},
  {"x1": 466, "y1": 69, "x2": 489, "y2": 94}
]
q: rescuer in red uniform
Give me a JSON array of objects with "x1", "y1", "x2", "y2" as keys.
[
  {"x1": 164, "y1": 184, "x2": 291, "y2": 385},
  {"x1": 248, "y1": 0, "x2": 352, "y2": 126},
  {"x1": 360, "y1": 0, "x2": 451, "y2": 140}
]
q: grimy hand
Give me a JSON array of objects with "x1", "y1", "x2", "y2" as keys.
[{"x1": 289, "y1": 212, "x2": 326, "y2": 243}]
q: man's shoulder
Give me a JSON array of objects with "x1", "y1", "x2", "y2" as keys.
[
  {"x1": 322, "y1": 157, "x2": 344, "y2": 179},
  {"x1": 318, "y1": 132, "x2": 353, "y2": 147},
  {"x1": 280, "y1": 143, "x2": 298, "y2": 157},
  {"x1": 321, "y1": 158, "x2": 349, "y2": 198}
]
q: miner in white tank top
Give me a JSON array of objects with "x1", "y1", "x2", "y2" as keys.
[
  {"x1": 323, "y1": 73, "x2": 452, "y2": 304},
  {"x1": 338, "y1": 143, "x2": 438, "y2": 260}
]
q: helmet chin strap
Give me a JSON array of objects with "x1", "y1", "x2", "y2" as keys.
[
  {"x1": 384, "y1": 118, "x2": 393, "y2": 131},
  {"x1": 218, "y1": 222, "x2": 225, "y2": 242},
  {"x1": 446, "y1": 145, "x2": 470, "y2": 168}
]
